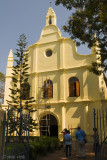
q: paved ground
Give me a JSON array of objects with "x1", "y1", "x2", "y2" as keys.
[{"x1": 38, "y1": 142, "x2": 95, "y2": 160}]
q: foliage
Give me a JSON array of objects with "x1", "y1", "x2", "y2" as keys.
[
  {"x1": 29, "y1": 137, "x2": 60, "y2": 160},
  {"x1": 0, "y1": 72, "x2": 5, "y2": 104},
  {"x1": 5, "y1": 137, "x2": 60, "y2": 160},
  {"x1": 55, "y1": 0, "x2": 107, "y2": 75},
  {"x1": 6, "y1": 34, "x2": 37, "y2": 136}
]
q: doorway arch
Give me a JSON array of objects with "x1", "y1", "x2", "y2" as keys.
[{"x1": 40, "y1": 114, "x2": 58, "y2": 138}]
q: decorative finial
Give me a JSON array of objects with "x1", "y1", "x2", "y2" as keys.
[{"x1": 50, "y1": 2, "x2": 52, "y2": 7}]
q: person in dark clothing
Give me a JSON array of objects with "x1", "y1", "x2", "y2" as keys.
[{"x1": 93, "y1": 128, "x2": 99, "y2": 153}]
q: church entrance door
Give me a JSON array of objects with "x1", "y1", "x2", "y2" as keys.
[{"x1": 40, "y1": 114, "x2": 58, "y2": 137}]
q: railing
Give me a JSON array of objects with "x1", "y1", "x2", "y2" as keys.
[
  {"x1": 1, "y1": 106, "x2": 30, "y2": 160},
  {"x1": 94, "y1": 108, "x2": 107, "y2": 160}
]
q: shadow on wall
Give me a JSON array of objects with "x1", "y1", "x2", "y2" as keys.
[{"x1": 66, "y1": 103, "x2": 92, "y2": 141}]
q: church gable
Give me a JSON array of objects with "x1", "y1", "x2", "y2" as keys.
[
  {"x1": 39, "y1": 25, "x2": 61, "y2": 44},
  {"x1": 34, "y1": 6, "x2": 97, "y2": 70},
  {"x1": 38, "y1": 7, "x2": 61, "y2": 44},
  {"x1": 63, "y1": 38, "x2": 96, "y2": 68}
]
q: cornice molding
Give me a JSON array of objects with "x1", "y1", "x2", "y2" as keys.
[{"x1": 30, "y1": 66, "x2": 89, "y2": 76}]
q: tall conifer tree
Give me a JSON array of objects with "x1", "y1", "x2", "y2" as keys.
[{"x1": 7, "y1": 34, "x2": 37, "y2": 136}]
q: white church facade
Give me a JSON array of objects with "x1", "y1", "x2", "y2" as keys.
[{"x1": 3, "y1": 7, "x2": 107, "y2": 140}]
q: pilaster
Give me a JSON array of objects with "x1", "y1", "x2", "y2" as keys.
[
  {"x1": 59, "y1": 39, "x2": 65, "y2": 69},
  {"x1": 83, "y1": 70, "x2": 88, "y2": 99},
  {"x1": 62, "y1": 105, "x2": 66, "y2": 130},
  {"x1": 60, "y1": 70, "x2": 65, "y2": 101}
]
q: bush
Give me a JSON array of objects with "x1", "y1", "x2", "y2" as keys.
[{"x1": 29, "y1": 137, "x2": 60, "y2": 160}]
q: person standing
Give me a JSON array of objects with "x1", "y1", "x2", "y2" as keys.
[
  {"x1": 61, "y1": 128, "x2": 67, "y2": 137},
  {"x1": 75, "y1": 127, "x2": 86, "y2": 159},
  {"x1": 93, "y1": 128, "x2": 99, "y2": 153},
  {"x1": 62, "y1": 128, "x2": 67, "y2": 151},
  {"x1": 64, "y1": 130, "x2": 72, "y2": 158}
]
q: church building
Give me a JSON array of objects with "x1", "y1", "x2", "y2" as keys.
[{"x1": 3, "y1": 7, "x2": 107, "y2": 140}]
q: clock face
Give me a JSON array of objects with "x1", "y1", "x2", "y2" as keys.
[{"x1": 45, "y1": 50, "x2": 52, "y2": 57}]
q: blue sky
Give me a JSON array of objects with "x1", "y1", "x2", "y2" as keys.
[{"x1": 0, "y1": 0, "x2": 91, "y2": 74}]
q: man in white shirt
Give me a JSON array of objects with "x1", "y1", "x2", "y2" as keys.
[{"x1": 64, "y1": 130, "x2": 72, "y2": 158}]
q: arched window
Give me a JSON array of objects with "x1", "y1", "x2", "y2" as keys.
[
  {"x1": 69, "y1": 77, "x2": 80, "y2": 97},
  {"x1": 43, "y1": 80, "x2": 53, "y2": 99},
  {"x1": 21, "y1": 83, "x2": 30, "y2": 100}
]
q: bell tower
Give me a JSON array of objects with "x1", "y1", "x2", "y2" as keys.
[
  {"x1": 4, "y1": 50, "x2": 13, "y2": 105},
  {"x1": 46, "y1": 7, "x2": 57, "y2": 26}
]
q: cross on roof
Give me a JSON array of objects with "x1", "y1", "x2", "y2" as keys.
[{"x1": 50, "y1": 2, "x2": 52, "y2": 7}]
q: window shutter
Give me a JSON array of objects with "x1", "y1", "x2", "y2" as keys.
[
  {"x1": 76, "y1": 81, "x2": 80, "y2": 96},
  {"x1": 48, "y1": 84, "x2": 53, "y2": 98},
  {"x1": 69, "y1": 82, "x2": 75, "y2": 97},
  {"x1": 43, "y1": 87, "x2": 48, "y2": 98},
  {"x1": 69, "y1": 83, "x2": 71, "y2": 97},
  {"x1": 48, "y1": 85, "x2": 50, "y2": 98},
  {"x1": 21, "y1": 83, "x2": 30, "y2": 100},
  {"x1": 43, "y1": 80, "x2": 53, "y2": 99},
  {"x1": 25, "y1": 92, "x2": 29, "y2": 100},
  {"x1": 50, "y1": 84, "x2": 53, "y2": 98},
  {"x1": 43, "y1": 86, "x2": 45, "y2": 98}
]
